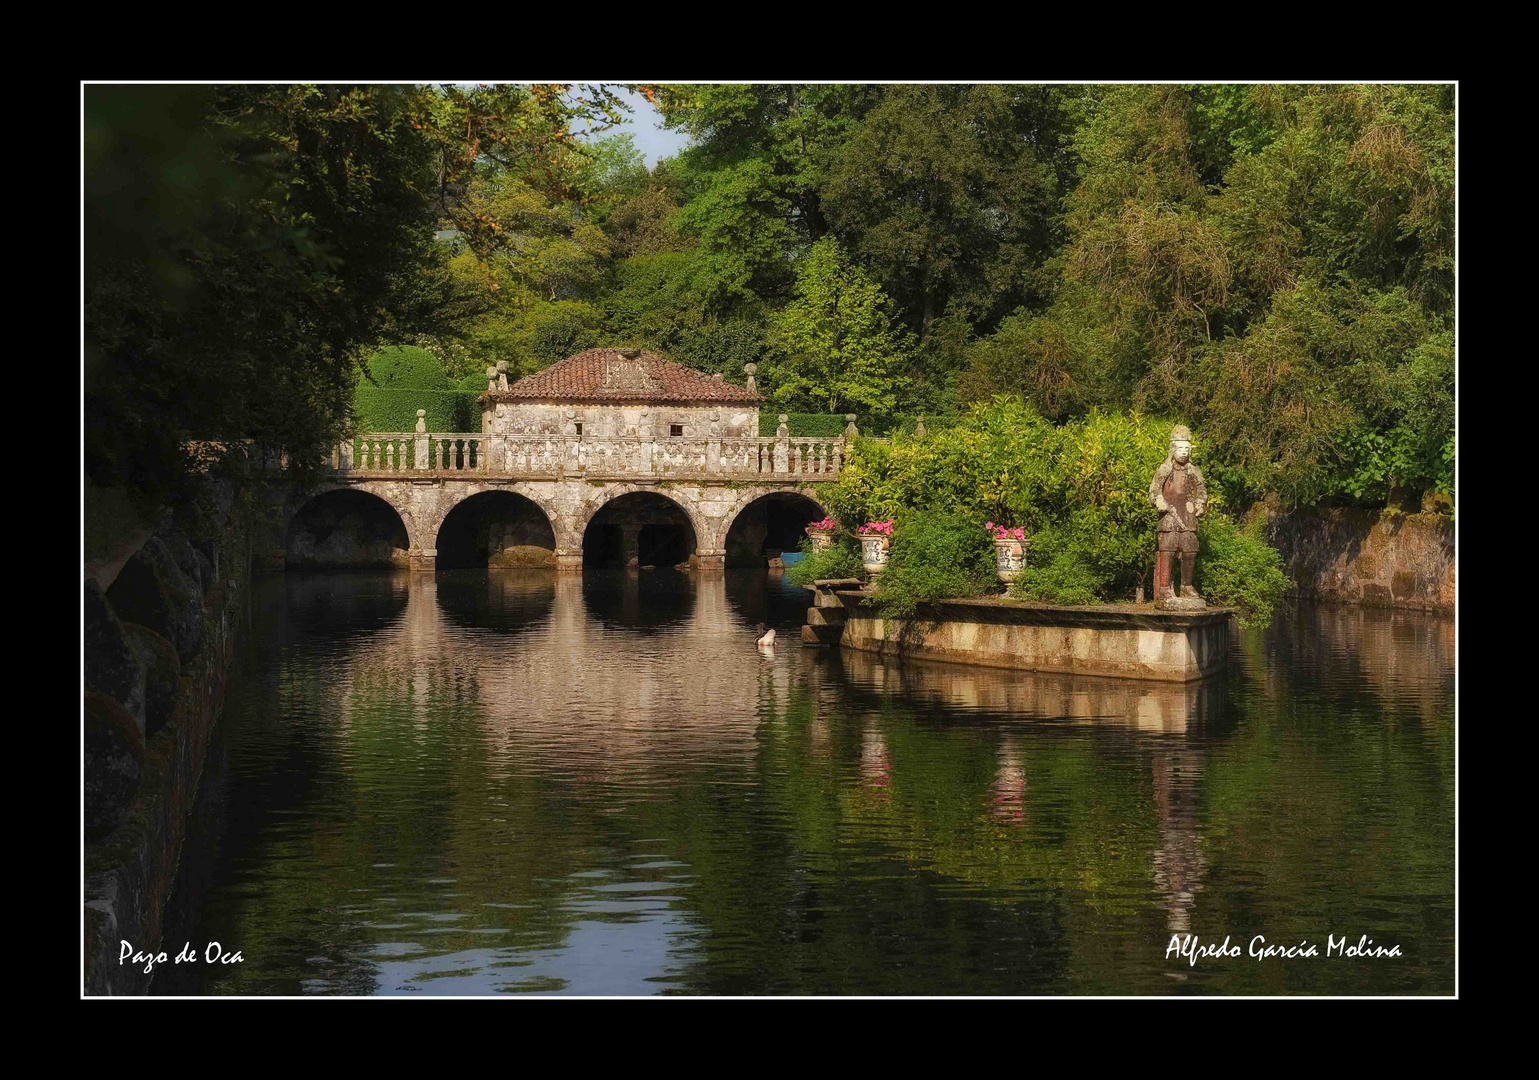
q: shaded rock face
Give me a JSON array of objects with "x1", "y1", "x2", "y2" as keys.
[
  {"x1": 84, "y1": 580, "x2": 146, "y2": 737},
  {"x1": 107, "y1": 537, "x2": 205, "y2": 663},
  {"x1": 1260, "y1": 506, "x2": 1454, "y2": 613},
  {"x1": 155, "y1": 521, "x2": 209, "y2": 594},
  {"x1": 123, "y1": 622, "x2": 180, "y2": 737},
  {"x1": 85, "y1": 690, "x2": 144, "y2": 842}
]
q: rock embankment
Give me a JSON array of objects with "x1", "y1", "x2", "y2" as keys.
[
  {"x1": 1256, "y1": 504, "x2": 1454, "y2": 614},
  {"x1": 83, "y1": 474, "x2": 251, "y2": 995}
]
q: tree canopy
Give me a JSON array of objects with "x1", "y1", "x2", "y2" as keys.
[{"x1": 86, "y1": 82, "x2": 1455, "y2": 512}]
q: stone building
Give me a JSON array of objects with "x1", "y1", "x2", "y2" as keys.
[
  {"x1": 276, "y1": 346, "x2": 841, "y2": 573},
  {"x1": 482, "y1": 346, "x2": 762, "y2": 440}
]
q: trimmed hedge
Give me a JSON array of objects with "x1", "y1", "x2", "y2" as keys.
[
  {"x1": 758, "y1": 413, "x2": 964, "y2": 437},
  {"x1": 353, "y1": 387, "x2": 482, "y2": 434},
  {"x1": 365, "y1": 345, "x2": 454, "y2": 391}
]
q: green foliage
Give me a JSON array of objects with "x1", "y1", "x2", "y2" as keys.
[
  {"x1": 822, "y1": 397, "x2": 1061, "y2": 529},
  {"x1": 761, "y1": 413, "x2": 849, "y2": 438},
  {"x1": 870, "y1": 511, "x2": 999, "y2": 618},
  {"x1": 85, "y1": 84, "x2": 441, "y2": 497},
  {"x1": 530, "y1": 301, "x2": 605, "y2": 365},
  {"x1": 87, "y1": 79, "x2": 1454, "y2": 519},
  {"x1": 820, "y1": 84, "x2": 1066, "y2": 336},
  {"x1": 1008, "y1": 526, "x2": 1105, "y2": 606},
  {"x1": 352, "y1": 388, "x2": 480, "y2": 435},
  {"x1": 1194, "y1": 511, "x2": 1290, "y2": 628},
  {"x1": 785, "y1": 535, "x2": 867, "y2": 588},
  {"x1": 765, "y1": 237, "x2": 914, "y2": 415},
  {"x1": 365, "y1": 346, "x2": 453, "y2": 390}
]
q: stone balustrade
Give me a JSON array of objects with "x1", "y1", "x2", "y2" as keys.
[{"x1": 321, "y1": 433, "x2": 848, "y2": 480}]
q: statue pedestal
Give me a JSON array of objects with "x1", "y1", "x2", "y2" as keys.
[{"x1": 1155, "y1": 595, "x2": 1208, "y2": 612}]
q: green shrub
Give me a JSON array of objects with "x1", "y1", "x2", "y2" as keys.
[
  {"x1": 352, "y1": 387, "x2": 481, "y2": 434},
  {"x1": 871, "y1": 511, "x2": 997, "y2": 619},
  {"x1": 760, "y1": 413, "x2": 855, "y2": 437},
  {"x1": 365, "y1": 345, "x2": 454, "y2": 390},
  {"x1": 785, "y1": 534, "x2": 866, "y2": 588},
  {"x1": 1008, "y1": 521, "x2": 1106, "y2": 606},
  {"x1": 1195, "y1": 511, "x2": 1290, "y2": 628},
  {"x1": 756, "y1": 413, "x2": 963, "y2": 437}
]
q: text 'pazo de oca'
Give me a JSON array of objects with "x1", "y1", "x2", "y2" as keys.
[{"x1": 119, "y1": 940, "x2": 244, "y2": 975}]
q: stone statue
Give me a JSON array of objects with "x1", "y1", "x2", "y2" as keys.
[{"x1": 1148, "y1": 425, "x2": 1208, "y2": 610}]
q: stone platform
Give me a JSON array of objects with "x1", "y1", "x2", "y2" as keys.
[{"x1": 803, "y1": 582, "x2": 1231, "y2": 683}]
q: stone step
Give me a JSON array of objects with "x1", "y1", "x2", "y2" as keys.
[
  {"x1": 806, "y1": 606, "x2": 845, "y2": 627},
  {"x1": 801, "y1": 623, "x2": 842, "y2": 647}
]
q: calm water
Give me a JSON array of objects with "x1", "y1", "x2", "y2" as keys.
[{"x1": 158, "y1": 570, "x2": 1455, "y2": 995}]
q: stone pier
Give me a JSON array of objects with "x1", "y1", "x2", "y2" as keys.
[{"x1": 804, "y1": 582, "x2": 1230, "y2": 683}]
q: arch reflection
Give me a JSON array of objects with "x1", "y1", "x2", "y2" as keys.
[
  {"x1": 433, "y1": 568, "x2": 557, "y2": 633},
  {"x1": 579, "y1": 568, "x2": 696, "y2": 631}
]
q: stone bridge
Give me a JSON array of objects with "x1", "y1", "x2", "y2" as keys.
[{"x1": 257, "y1": 430, "x2": 847, "y2": 572}]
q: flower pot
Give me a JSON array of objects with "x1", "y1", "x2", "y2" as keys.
[
  {"x1": 858, "y1": 532, "x2": 890, "y2": 576},
  {"x1": 806, "y1": 529, "x2": 835, "y2": 552},
  {"x1": 993, "y1": 537, "x2": 1028, "y2": 583}
]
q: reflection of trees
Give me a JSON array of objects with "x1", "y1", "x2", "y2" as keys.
[
  {"x1": 1240, "y1": 601, "x2": 1454, "y2": 725},
  {"x1": 192, "y1": 579, "x2": 1454, "y2": 995}
]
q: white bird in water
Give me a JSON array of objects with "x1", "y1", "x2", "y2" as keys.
[{"x1": 756, "y1": 623, "x2": 776, "y2": 648}]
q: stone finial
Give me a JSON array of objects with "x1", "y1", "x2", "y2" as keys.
[
  {"x1": 620, "y1": 347, "x2": 641, "y2": 359},
  {"x1": 486, "y1": 365, "x2": 498, "y2": 392},
  {"x1": 844, "y1": 414, "x2": 859, "y2": 439},
  {"x1": 777, "y1": 413, "x2": 790, "y2": 439},
  {"x1": 496, "y1": 360, "x2": 509, "y2": 373},
  {"x1": 913, "y1": 415, "x2": 927, "y2": 438},
  {"x1": 415, "y1": 409, "x2": 427, "y2": 434},
  {"x1": 713, "y1": 372, "x2": 723, "y2": 380},
  {"x1": 744, "y1": 363, "x2": 757, "y2": 392}
]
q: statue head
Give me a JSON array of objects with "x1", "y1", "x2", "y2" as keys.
[{"x1": 1169, "y1": 424, "x2": 1192, "y2": 465}]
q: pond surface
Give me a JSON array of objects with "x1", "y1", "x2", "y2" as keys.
[{"x1": 158, "y1": 570, "x2": 1455, "y2": 995}]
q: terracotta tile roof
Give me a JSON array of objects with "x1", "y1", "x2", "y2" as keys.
[{"x1": 492, "y1": 348, "x2": 762, "y2": 405}]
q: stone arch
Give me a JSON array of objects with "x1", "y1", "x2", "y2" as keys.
[
  {"x1": 574, "y1": 484, "x2": 710, "y2": 551},
  {"x1": 433, "y1": 488, "x2": 559, "y2": 569},
  {"x1": 284, "y1": 486, "x2": 414, "y2": 570},
  {"x1": 579, "y1": 486, "x2": 703, "y2": 569},
  {"x1": 719, "y1": 488, "x2": 829, "y2": 567}
]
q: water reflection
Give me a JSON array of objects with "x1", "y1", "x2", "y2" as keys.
[
  {"x1": 580, "y1": 569, "x2": 696, "y2": 630},
  {"x1": 434, "y1": 570, "x2": 555, "y2": 632},
  {"x1": 175, "y1": 575, "x2": 1454, "y2": 996}
]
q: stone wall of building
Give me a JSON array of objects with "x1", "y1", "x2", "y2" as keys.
[
  {"x1": 1255, "y1": 504, "x2": 1455, "y2": 613},
  {"x1": 487, "y1": 400, "x2": 759, "y2": 440}
]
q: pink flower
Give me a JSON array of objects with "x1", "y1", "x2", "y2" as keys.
[
  {"x1": 806, "y1": 516, "x2": 838, "y2": 534},
  {"x1": 985, "y1": 523, "x2": 1025, "y2": 540},
  {"x1": 859, "y1": 520, "x2": 894, "y2": 536}
]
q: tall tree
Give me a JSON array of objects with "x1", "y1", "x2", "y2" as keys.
[
  {"x1": 820, "y1": 84, "x2": 1069, "y2": 343},
  {"x1": 765, "y1": 238, "x2": 913, "y2": 415}
]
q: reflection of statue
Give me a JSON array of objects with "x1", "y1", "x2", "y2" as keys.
[{"x1": 1148, "y1": 425, "x2": 1208, "y2": 610}]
